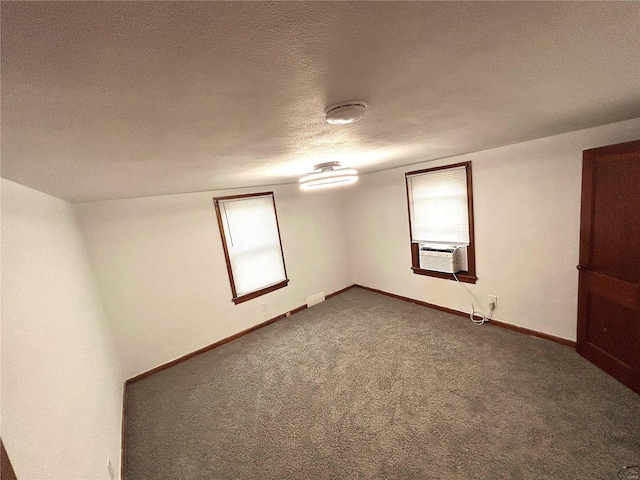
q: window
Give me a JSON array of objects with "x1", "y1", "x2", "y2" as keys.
[
  {"x1": 213, "y1": 192, "x2": 289, "y2": 304},
  {"x1": 405, "y1": 161, "x2": 477, "y2": 284}
]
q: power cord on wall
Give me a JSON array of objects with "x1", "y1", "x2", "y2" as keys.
[
  {"x1": 425, "y1": 245, "x2": 494, "y2": 326},
  {"x1": 451, "y1": 249, "x2": 494, "y2": 325}
]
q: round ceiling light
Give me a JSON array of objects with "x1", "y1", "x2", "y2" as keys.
[
  {"x1": 324, "y1": 101, "x2": 367, "y2": 125},
  {"x1": 299, "y1": 161, "x2": 358, "y2": 190}
]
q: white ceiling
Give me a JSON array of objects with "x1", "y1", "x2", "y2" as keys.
[{"x1": 2, "y1": 1, "x2": 639, "y2": 202}]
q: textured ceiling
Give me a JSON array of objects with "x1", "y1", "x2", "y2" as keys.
[{"x1": 2, "y1": 1, "x2": 639, "y2": 202}]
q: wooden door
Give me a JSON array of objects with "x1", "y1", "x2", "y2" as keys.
[
  {"x1": 1, "y1": 440, "x2": 18, "y2": 480},
  {"x1": 577, "y1": 139, "x2": 640, "y2": 394}
]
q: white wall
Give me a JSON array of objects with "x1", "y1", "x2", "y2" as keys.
[
  {"x1": 1, "y1": 179, "x2": 124, "y2": 480},
  {"x1": 345, "y1": 118, "x2": 640, "y2": 342},
  {"x1": 75, "y1": 184, "x2": 353, "y2": 379}
]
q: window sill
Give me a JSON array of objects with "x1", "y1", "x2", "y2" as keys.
[
  {"x1": 411, "y1": 267, "x2": 477, "y2": 284},
  {"x1": 232, "y1": 279, "x2": 289, "y2": 305}
]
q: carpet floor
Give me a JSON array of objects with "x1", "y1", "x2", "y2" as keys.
[{"x1": 125, "y1": 287, "x2": 640, "y2": 479}]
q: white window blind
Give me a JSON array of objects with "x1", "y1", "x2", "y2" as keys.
[
  {"x1": 218, "y1": 194, "x2": 287, "y2": 297},
  {"x1": 407, "y1": 165, "x2": 470, "y2": 244}
]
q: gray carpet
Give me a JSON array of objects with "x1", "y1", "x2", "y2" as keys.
[{"x1": 125, "y1": 287, "x2": 640, "y2": 479}]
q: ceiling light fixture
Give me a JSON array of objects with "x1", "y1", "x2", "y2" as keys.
[
  {"x1": 324, "y1": 101, "x2": 367, "y2": 125},
  {"x1": 299, "y1": 162, "x2": 358, "y2": 190}
]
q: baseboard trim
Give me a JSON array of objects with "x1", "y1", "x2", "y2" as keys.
[
  {"x1": 354, "y1": 284, "x2": 576, "y2": 348},
  {"x1": 126, "y1": 284, "x2": 358, "y2": 385},
  {"x1": 119, "y1": 281, "x2": 572, "y2": 479},
  {"x1": 326, "y1": 284, "x2": 357, "y2": 299},
  {"x1": 126, "y1": 314, "x2": 293, "y2": 385},
  {"x1": 121, "y1": 283, "x2": 356, "y2": 479},
  {"x1": 484, "y1": 319, "x2": 576, "y2": 347}
]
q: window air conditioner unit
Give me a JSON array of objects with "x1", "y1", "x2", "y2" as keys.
[{"x1": 419, "y1": 245, "x2": 463, "y2": 273}]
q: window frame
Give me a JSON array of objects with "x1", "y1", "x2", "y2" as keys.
[
  {"x1": 213, "y1": 191, "x2": 289, "y2": 304},
  {"x1": 405, "y1": 161, "x2": 477, "y2": 284}
]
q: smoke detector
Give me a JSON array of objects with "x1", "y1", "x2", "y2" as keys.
[{"x1": 324, "y1": 101, "x2": 367, "y2": 125}]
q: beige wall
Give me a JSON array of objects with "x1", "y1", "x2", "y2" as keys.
[
  {"x1": 1, "y1": 179, "x2": 124, "y2": 479},
  {"x1": 75, "y1": 184, "x2": 353, "y2": 379},
  {"x1": 2, "y1": 117, "x2": 638, "y2": 478},
  {"x1": 344, "y1": 118, "x2": 640, "y2": 341}
]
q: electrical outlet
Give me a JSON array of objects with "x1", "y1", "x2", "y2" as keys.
[
  {"x1": 261, "y1": 303, "x2": 268, "y2": 311},
  {"x1": 107, "y1": 458, "x2": 115, "y2": 480},
  {"x1": 488, "y1": 295, "x2": 497, "y2": 309}
]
